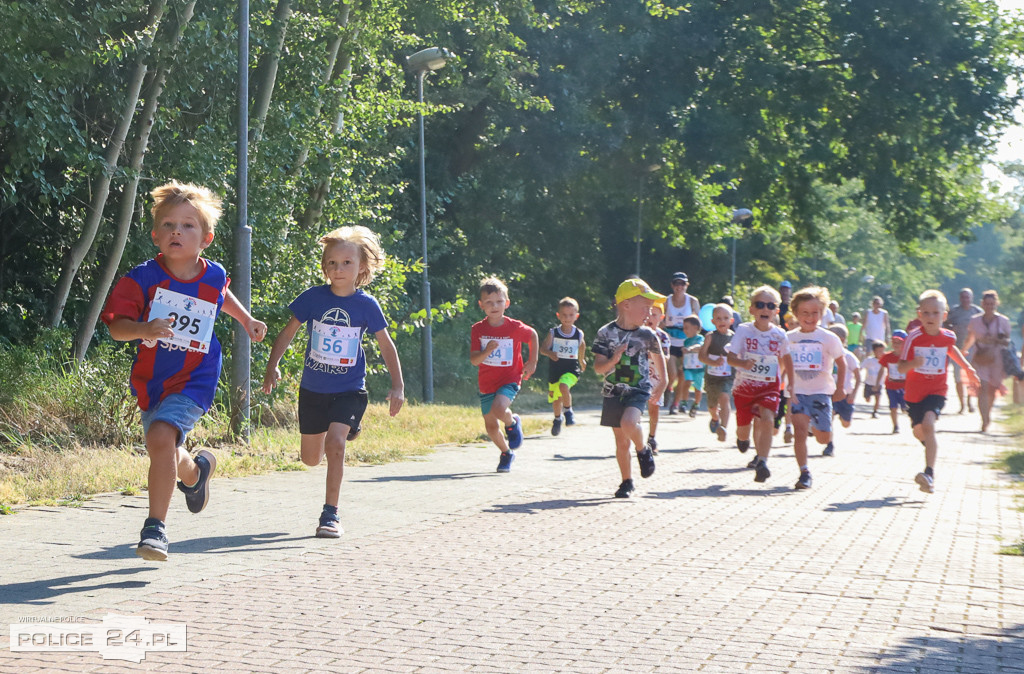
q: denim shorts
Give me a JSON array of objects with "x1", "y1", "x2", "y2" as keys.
[
  {"x1": 791, "y1": 393, "x2": 833, "y2": 433},
  {"x1": 833, "y1": 398, "x2": 854, "y2": 422},
  {"x1": 480, "y1": 383, "x2": 520, "y2": 416},
  {"x1": 141, "y1": 393, "x2": 205, "y2": 446}
]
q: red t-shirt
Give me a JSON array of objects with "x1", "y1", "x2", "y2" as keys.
[
  {"x1": 877, "y1": 351, "x2": 905, "y2": 390},
  {"x1": 471, "y1": 317, "x2": 534, "y2": 394},
  {"x1": 900, "y1": 328, "x2": 956, "y2": 403}
]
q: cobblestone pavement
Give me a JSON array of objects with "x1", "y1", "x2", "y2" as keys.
[{"x1": 1, "y1": 402, "x2": 1022, "y2": 672}]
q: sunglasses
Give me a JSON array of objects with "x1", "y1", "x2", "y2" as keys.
[{"x1": 754, "y1": 301, "x2": 777, "y2": 310}]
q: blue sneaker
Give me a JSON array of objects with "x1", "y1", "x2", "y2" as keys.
[
  {"x1": 795, "y1": 470, "x2": 813, "y2": 490},
  {"x1": 823, "y1": 442, "x2": 834, "y2": 457},
  {"x1": 497, "y1": 451, "x2": 515, "y2": 473},
  {"x1": 136, "y1": 518, "x2": 168, "y2": 562},
  {"x1": 505, "y1": 415, "x2": 523, "y2": 450},
  {"x1": 177, "y1": 449, "x2": 216, "y2": 514},
  {"x1": 564, "y1": 409, "x2": 576, "y2": 426},
  {"x1": 316, "y1": 509, "x2": 342, "y2": 538}
]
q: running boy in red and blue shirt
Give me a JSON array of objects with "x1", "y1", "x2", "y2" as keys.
[
  {"x1": 898, "y1": 290, "x2": 979, "y2": 494},
  {"x1": 102, "y1": 181, "x2": 266, "y2": 561},
  {"x1": 470, "y1": 277, "x2": 539, "y2": 473}
]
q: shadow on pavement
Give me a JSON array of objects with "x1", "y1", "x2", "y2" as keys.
[
  {"x1": 646, "y1": 485, "x2": 791, "y2": 498},
  {"x1": 823, "y1": 496, "x2": 921, "y2": 512},
  {"x1": 72, "y1": 532, "x2": 303, "y2": 560},
  {"x1": 687, "y1": 467, "x2": 750, "y2": 475},
  {"x1": 483, "y1": 497, "x2": 612, "y2": 514},
  {"x1": 549, "y1": 454, "x2": 611, "y2": 462},
  {"x1": 352, "y1": 472, "x2": 495, "y2": 483},
  {"x1": 865, "y1": 623, "x2": 1024, "y2": 673},
  {"x1": 1, "y1": 568, "x2": 152, "y2": 606}
]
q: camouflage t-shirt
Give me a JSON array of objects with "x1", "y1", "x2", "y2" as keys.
[{"x1": 592, "y1": 321, "x2": 662, "y2": 393}]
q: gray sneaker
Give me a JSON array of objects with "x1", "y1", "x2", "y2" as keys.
[
  {"x1": 637, "y1": 446, "x2": 656, "y2": 478},
  {"x1": 177, "y1": 449, "x2": 216, "y2": 514},
  {"x1": 136, "y1": 518, "x2": 168, "y2": 562}
]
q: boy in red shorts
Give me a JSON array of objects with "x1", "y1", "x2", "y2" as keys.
[
  {"x1": 726, "y1": 286, "x2": 794, "y2": 483},
  {"x1": 898, "y1": 291, "x2": 979, "y2": 493}
]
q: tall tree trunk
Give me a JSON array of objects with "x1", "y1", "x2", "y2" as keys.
[
  {"x1": 73, "y1": 1, "x2": 197, "y2": 362},
  {"x1": 250, "y1": 0, "x2": 292, "y2": 153},
  {"x1": 47, "y1": 0, "x2": 168, "y2": 329}
]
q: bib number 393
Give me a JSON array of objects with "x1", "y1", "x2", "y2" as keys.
[
  {"x1": 309, "y1": 321, "x2": 361, "y2": 367},
  {"x1": 147, "y1": 288, "x2": 217, "y2": 353}
]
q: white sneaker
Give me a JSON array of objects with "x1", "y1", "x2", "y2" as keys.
[{"x1": 915, "y1": 472, "x2": 934, "y2": 494}]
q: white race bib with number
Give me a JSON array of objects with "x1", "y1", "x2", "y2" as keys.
[
  {"x1": 915, "y1": 346, "x2": 947, "y2": 376},
  {"x1": 482, "y1": 338, "x2": 515, "y2": 367},
  {"x1": 745, "y1": 353, "x2": 779, "y2": 383},
  {"x1": 147, "y1": 288, "x2": 217, "y2": 353},
  {"x1": 707, "y1": 358, "x2": 732, "y2": 377},
  {"x1": 887, "y1": 363, "x2": 905, "y2": 381},
  {"x1": 309, "y1": 321, "x2": 361, "y2": 367},
  {"x1": 683, "y1": 352, "x2": 702, "y2": 369},
  {"x1": 790, "y1": 342, "x2": 824, "y2": 371},
  {"x1": 552, "y1": 337, "x2": 579, "y2": 360}
]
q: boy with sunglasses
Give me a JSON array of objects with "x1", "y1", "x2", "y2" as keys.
[{"x1": 726, "y1": 286, "x2": 794, "y2": 483}]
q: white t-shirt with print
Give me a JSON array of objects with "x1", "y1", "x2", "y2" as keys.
[
  {"x1": 786, "y1": 327, "x2": 845, "y2": 395},
  {"x1": 726, "y1": 322, "x2": 790, "y2": 392}
]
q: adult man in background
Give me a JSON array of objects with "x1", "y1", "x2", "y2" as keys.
[{"x1": 944, "y1": 288, "x2": 982, "y2": 413}]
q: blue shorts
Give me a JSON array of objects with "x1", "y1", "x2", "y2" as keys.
[
  {"x1": 141, "y1": 393, "x2": 204, "y2": 446},
  {"x1": 480, "y1": 383, "x2": 520, "y2": 416},
  {"x1": 886, "y1": 387, "x2": 906, "y2": 410},
  {"x1": 791, "y1": 393, "x2": 833, "y2": 433},
  {"x1": 833, "y1": 398, "x2": 854, "y2": 422},
  {"x1": 683, "y1": 368, "x2": 705, "y2": 389}
]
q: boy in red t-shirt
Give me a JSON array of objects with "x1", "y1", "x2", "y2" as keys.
[
  {"x1": 898, "y1": 290, "x2": 979, "y2": 493},
  {"x1": 876, "y1": 329, "x2": 908, "y2": 434},
  {"x1": 469, "y1": 277, "x2": 539, "y2": 472}
]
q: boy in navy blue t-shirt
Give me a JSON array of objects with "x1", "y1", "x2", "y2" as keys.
[
  {"x1": 263, "y1": 226, "x2": 404, "y2": 538},
  {"x1": 103, "y1": 181, "x2": 267, "y2": 561}
]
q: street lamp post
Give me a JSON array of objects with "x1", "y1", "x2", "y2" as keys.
[
  {"x1": 730, "y1": 208, "x2": 753, "y2": 298},
  {"x1": 406, "y1": 47, "x2": 453, "y2": 403}
]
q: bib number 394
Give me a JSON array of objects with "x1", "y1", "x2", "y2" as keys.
[
  {"x1": 147, "y1": 288, "x2": 217, "y2": 353},
  {"x1": 310, "y1": 321, "x2": 361, "y2": 367}
]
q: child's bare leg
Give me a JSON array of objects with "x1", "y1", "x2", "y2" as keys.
[
  {"x1": 914, "y1": 412, "x2": 939, "y2": 468},
  {"x1": 718, "y1": 393, "x2": 731, "y2": 429},
  {"x1": 300, "y1": 433, "x2": 327, "y2": 466},
  {"x1": 753, "y1": 407, "x2": 774, "y2": 459},
  {"x1": 890, "y1": 406, "x2": 899, "y2": 428},
  {"x1": 560, "y1": 383, "x2": 572, "y2": 410},
  {"x1": 812, "y1": 428, "x2": 832, "y2": 446},
  {"x1": 613, "y1": 427, "x2": 633, "y2": 480},
  {"x1": 693, "y1": 389, "x2": 703, "y2": 409},
  {"x1": 675, "y1": 380, "x2": 691, "y2": 409},
  {"x1": 792, "y1": 413, "x2": 811, "y2": 467},
  {"x1": 485, "y1": 394, "x2": 515, "y2": 452},
  {"x1": 648, "y1": 402, "x2": 660, "y2": 438},
  {"x1": 322, "y1": 423, "x2": 349, "y2": 507},
  {"x1": 552, "y1": 398, "x2": 563, "y2": 417},
  {"x1": 145, "y1": 422, "x2": 192, "y2": 521}
]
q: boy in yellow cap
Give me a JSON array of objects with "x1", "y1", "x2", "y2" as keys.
[{"x1": 592, "y1": 278, "x2": 668, "y2": 497}]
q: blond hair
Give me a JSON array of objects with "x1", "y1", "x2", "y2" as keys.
[
  {"x1": 558, "y1": 297, "x2": 580, "y2": 311},
  {"x1": 790, "y1": 286, "x2": 831, "y2": 315},
  {"x1": 479, "y1": 276, "x2": 509, "y2": 299},
  {"x1": 749, "y1": 285, "x2": 781, "y2": 304},
  {"x1": 151, "y1": 180, "x2": 222, "y2": 238},
  {"x1": 713, "y1": 303, "x2": 734, "y2": 319},
  {"x1": 918, "y1": 289, "x2": 947, "y2": 311},
  {"x1": 319, "y1": 225, "x2": 385, "y2": 287}
]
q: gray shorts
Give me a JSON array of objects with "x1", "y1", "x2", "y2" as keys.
[{"x1": 790, "y1": 393, "x2": 833, "y2": 433}]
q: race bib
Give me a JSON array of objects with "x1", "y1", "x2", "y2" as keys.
[
  {"x1": 482, "y1": 338, "x2": 515, "y2": 367},
  {"x1": 707, "y1": 358, "x2": 732, "y2": 377},
  {"x1": 790, "y1": 342, "x2": 824, "y2": 371},
  {"x1": 309, "y1": 321, "x2": 361, "y2": 367},
  {"x1": 887, "y1": 363, "x2": 905, "y2": 381},
  {"x1": 551, "y1": 336, "x2": 579, "y2": 360},
  {"x1": 915, "y1": 346, "x2": 947, "y2": 376},
  {"x1": 745, "y1": 353, "x2": 779, "y2": 383},
  {"x1": 683, "y1": 352, "x2": 702, "y2": 369},
  {"x1": 147, "y1": 288, "x2": 217, "y2": 353}
]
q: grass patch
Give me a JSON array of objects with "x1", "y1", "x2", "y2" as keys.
[
  {"x1": 999, "y1": 541, "x2": 1024, "y2": 556},
  {"x1": 994, "y1": 405, "x2": 1024, "y2": 553},
  {"x1": 0, "y1": 403, "x2": 546, "y2": 511}
]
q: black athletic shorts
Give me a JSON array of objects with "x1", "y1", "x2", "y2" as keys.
[
  {"x1": 907, "y1": 394, "x2": 945, "y2": 427},
  {"x1": 298, "y1": 388, "x2": 368, "y2": 435}
]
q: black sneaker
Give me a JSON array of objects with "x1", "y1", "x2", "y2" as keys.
[
  {"x1": 647, "y1": 436, "x2": 658, "y2": 455},
  {"x1": 893, "y1": 426, "x2": 899, "y2": 434},
  {"x1": 795, "y1": 470, "x2": 812, "y2": 490},
  {"x1": 637, "y1": 446, "x2": 656, "y2": 478},
  {"x1": 668, "y1": 404, "x2": 678, "y2": 415},
  {"x1": 823, "y1": 442, "x2": 834, "y2": 457},
  {"x1": 737, "y1": 439, "x2": 751, "y2": 454},
  {"x1": 614, "y1": 479, "x2": 635, "y2": 498},
  {"x1": 176, "y1": 449, "x2": 216, "y2": 514},
  {"x1": 754, "y1": 460, "x2": 771, "y2": 483},
  {"x1": 496, "y1": 450, "x2": 515, "y2": 473},
  {"x1": 315, "y1": 510, "x2": 342, "y2": 538},
  {"x1": 746, "y1": 457, "x2": 759, "y2": 469},
  {"x1": 564, "y1": 409, "x2": 576, "y2": 426},
  {"x1": 551, "y1": 417, "x2": 562, "y2": 436},
  {"x1": 136, "y1": 518, "x2": 168, "y2": 562},
  {"x1": 688, "y1": 404, "x2": 698, "y2": 418}
]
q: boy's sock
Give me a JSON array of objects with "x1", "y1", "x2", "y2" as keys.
[
  {"x1": 800, "y1": 465, "x2": 809, "y2": 472},
  {"x1": 554, "y1": 414, "x2": 563, "y2": 421},
  {"x1": 924, "y1": 466, "x2": 934, "y2": 478}
]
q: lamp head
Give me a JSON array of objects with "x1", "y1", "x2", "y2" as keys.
[{"x1": 406, "y1": 47, "x2": 454, "y2": 73}]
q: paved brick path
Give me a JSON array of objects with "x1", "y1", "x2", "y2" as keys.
[{"x1": 1, "y1": 403, "x2": 1022, "y2": 672}]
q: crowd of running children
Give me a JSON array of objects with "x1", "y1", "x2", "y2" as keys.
[{"x1": 101, "y1": 181, "x2": 1024, "y2": 559}]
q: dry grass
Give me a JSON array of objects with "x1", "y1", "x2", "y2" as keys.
[
  {"x1": 0, "y1": 403, "x2": 547, "y2": 509},
  {"x1": 995, "y1": 405, "x2": 1024, "y2": 555}
]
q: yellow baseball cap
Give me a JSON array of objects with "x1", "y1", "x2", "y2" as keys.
[{"x1": 615, "y1": 278, "x2": 666, "y2": 305}]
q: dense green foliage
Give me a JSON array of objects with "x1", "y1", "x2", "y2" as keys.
[{"x1": 2, "y1": 0, "x2": 1023, "y2": 406}]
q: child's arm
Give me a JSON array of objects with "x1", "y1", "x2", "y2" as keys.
[
  {"x1": 948, "y1": 344, "x2": 979, "y2": 387},
  {"x1": 470, "y1": 340, "x2": 499, "y2": 366},
  {"x1": 783, "y1": 353, "x2": 798, "y2": 405},
  {"x1": 374, "y1": 328, "x2": 405, "y2": 417},
  {"x1": 106, "y1": 316, "x2": 175, "y2": 343},
  {"x1": 897, "y1": 355, "x2": 921, "y2": 375},
  {"x1": 222, "y1": 289, "x2": 268, "y2": 342},
  {"x1": 593, "y1": 343, "x2": 628, "y2": 376},
  {"x1": 578, "y1": 337, "x2": 588, "y2": 373},
  {"x1": 539, "y1": 330, "x2": 558, "y2": 362},
  {"x1": 850, "y1": 363, "x2": 862, "y2": 402},
  {"x1": 832, "y1": 355, "x2": 847, "y2": 401},
  {"x1": 522, "y1": 328, "x2": 539, "y2": 381},
  {"x1": 726, "y1": 351, "x2": 753, "y2": 370},
  {"x1": 262, "y1": 316, "x2": 303, "y2": 393}
]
